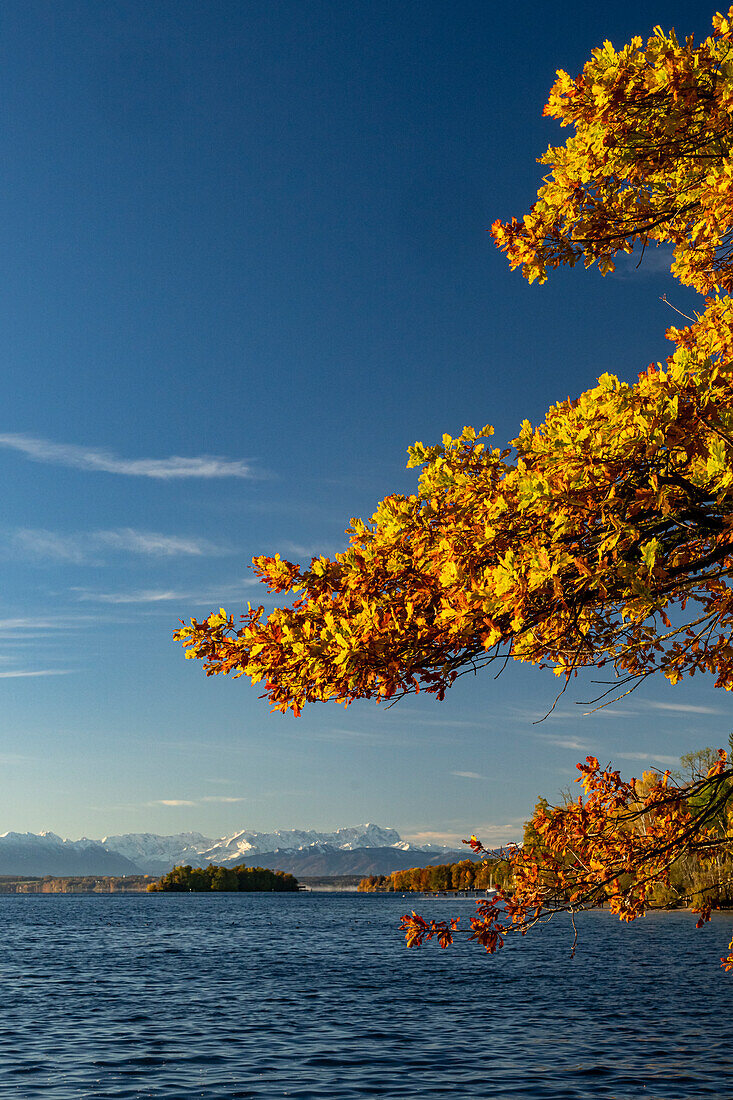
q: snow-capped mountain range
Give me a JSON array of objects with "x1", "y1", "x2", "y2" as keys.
[{"x1": 0, "y1": 824, "x2": 473, "y2": 877}]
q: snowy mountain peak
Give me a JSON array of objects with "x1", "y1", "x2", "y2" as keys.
[{"x1": 200, "y1": 824, "x2": 402, "y2": 863}]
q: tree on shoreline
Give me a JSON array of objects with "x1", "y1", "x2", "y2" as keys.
[{"x1": 178, "y1": 7, "x2": 733, "y2": 965}]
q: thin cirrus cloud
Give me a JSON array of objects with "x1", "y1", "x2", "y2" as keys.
[
  {"x1": 611, "y1": 243, "x2": 675, "y2": 279},
  {"x1": 201, "y1": 796, "x2": 247, "y2": 804},
  {"x1": 0, "y1": 433, "x2": 254, "y2": 479},
  {"x1": 152, "y1": 796, "x2": 246, "y2": 807},
  {"x1": 72, "y1": 578, "x2": 259, "y2": 604},
  {"x1": 0, "y1": 615, "x2": 98, "y2": 641},
  {"x1": 537, "y1": 735, "x2": 680, "y2": 767},
  {"x1": 404, "y1": 820, "x2": 525, "y2": 847},
  {"x1": 94, "y1": 529, "x2": 224, "y2": 556},
  {"x1": 0, "y1": 668, "x2": 72, "y2": 678},
  {"x1": 0, "y1": 616, "x2": 83, "y2": 630},
  {"x1": 11, "y1": 527, "x2": 226, "y2": 563},
  {"x1": 450, "y1": 770, "x2": 485, "y2": 780},
  {"x1": 644, "y1": 702, "x2": 722, "y2": 715},
  {"x1": 615, "y1": 751, "x2": 681, "y2": 767},
  {"x1": 403, "y1": 829, "x2": 469, "y2": 847},
  {"x1": 75, "y1": 589, "x2": 193, "y2": 605},
  {"x1": 539, "y1": 736, "x2": 590, "y2": 751}
]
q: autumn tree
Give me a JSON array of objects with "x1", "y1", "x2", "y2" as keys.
[{"x1": 178, "y1": 8, "x2": 733, "y2": 965}]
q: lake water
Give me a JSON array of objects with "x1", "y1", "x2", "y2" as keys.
[{"x1": 0, "y1": 892, "x2": 731, "y2": 1099}]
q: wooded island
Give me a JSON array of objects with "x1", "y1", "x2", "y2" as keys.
[{"x1": 148, "y1": 863, "x2": 299, "y2": 892}]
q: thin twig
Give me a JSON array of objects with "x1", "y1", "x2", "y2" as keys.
[{"x1": 660, "y1": 294, "x2": 697, "y2": 322}]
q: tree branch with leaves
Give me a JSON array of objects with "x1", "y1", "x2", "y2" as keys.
[{"x1": 177, "y1": 5, "x2": 733, "y2": 966}]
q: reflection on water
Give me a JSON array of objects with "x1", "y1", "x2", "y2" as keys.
[{"x1": 0, "y1": 893, "x2": 730, "y2": 1098}]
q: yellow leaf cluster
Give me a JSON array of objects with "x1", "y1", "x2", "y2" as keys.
[{"x1": 493, "y1": 9, "x2": 733, "y2": 296}]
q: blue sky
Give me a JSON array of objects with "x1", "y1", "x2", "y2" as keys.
[{"x1": 1, "y1": 0, "x2": 728, "y2": 844}]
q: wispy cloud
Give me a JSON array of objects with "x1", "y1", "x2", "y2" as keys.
[
  {"x1": 612, "y1": 244, "x2": 675, "y2": 279},
  {"x1": 0, "y1": 433, "x2": 254, "y2": 479},
  {"x1": 0, "y1": 617, "x2": 62, "y2": 631},
  {"x1": 580, "y1": 709, "x2": 641, "y2": 719},
  {"x1": 644, "y1": 702, "x2": 722, "y2": 715},
  {"x1": 403, "y1": 819, "x2": 525, "y2": 848},
  {"x1": 10, "y1": 530, "x2": 86, "y2": 564},
  {"x1": 537, "y1": 734, "x2": 680, "y2": 768},
  {"x1": 0, "y1": 669, "x2": 72, "y2": 678},
  {"x1": 77, "y1": 589, "x2": 190, "y2": 604},
  {"x1": 616, "y1": 751, "x2": 680, "y2": 766},
  {"x1": 518, "y1": 706, "x2": 641, "y2": 723},
  {"x1": 10, "y1": 526, "x2": 225, "y2": 563},
  {"x1": 151, "y1": 795, "x2": 245, "y2": 807},
  {"x1": 519, "y1": 707, "x2": 583, "y2": 723},
  {"x1": 96, "y1": 529, "x2": 224, "y2": 556},
  {"x1": 400, "y1": 714, "x2": 491, "y2": 729},
  {"x1": 200, "y1": 796, "x2": 247, "y2": 804},
  {"x1": 450, "y1": 770, "x2": 485, "y2": 780},
  {"x1": 537, "y1": 735, "x2": 591, "y2": 751},
  {"x1": 73, "y1": 578, "x2": 258, "y2": 605},
  {"x1": 402, "y1": 830, "x2": 470, "y2": 847},
  {"x1": 0, "y1": 615, "x2": 102, "y2": 640}
]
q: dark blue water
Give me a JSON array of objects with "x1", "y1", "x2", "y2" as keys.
[{"x1": 0, "y1": 892, "x2": 731, "y2": 1099}]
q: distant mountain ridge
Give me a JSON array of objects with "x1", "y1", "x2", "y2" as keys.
[
  {"x1": 229, "y1": 845, "x2": 482, "y2": 877},
  {"x1": 0, "y1": 825, "x2": 477, "y2": 877},
  {"x1": 0, "y1": 832, "x2": 140, "y2": 877}
]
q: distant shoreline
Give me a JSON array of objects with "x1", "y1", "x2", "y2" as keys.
[
  {"x1": 0, "y1": 872, "x2": 364, "y2": 894},
  {"x1": 0, "y1": 874, "x2": 153, "y2": 894}
]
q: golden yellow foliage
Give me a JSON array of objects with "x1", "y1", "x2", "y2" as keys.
[
  {"x1": 492, "y1": 12, "x2": 733, "y2": 295},
  {"x1": 177, "y1": 333, "x2": 733, "y2": 716},
  {"x1": 178, "y1": 6, "x2": 733, "y2": 965}
]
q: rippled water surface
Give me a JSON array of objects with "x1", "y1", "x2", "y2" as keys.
[{"x1": 0, "y1": 892, "x2": 731, "y2": 1098}]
